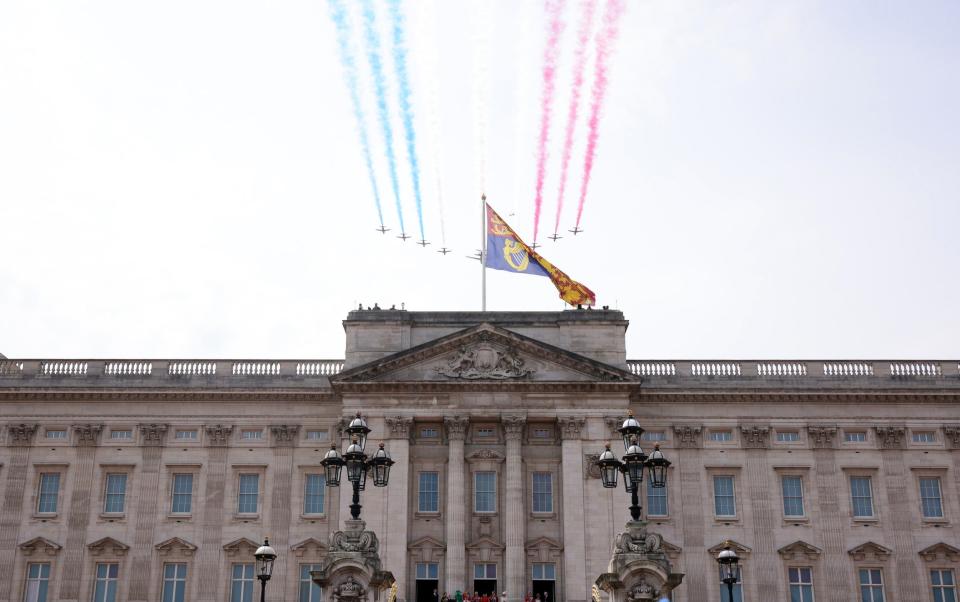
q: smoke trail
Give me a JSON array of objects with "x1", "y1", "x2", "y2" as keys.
[
  {"x1": 552, "y1": 0, "x2": 597, "y2": 237},
  {"x1": 387, "y1": 0, "x2": 426, "y2": 242},
  {"x1": 415, "y1": 0, "x2": 447, "y2": 246},
  {"x1": 574, "y1": 0, "x2": 626, "y2": 229},
  {"x1": 326, "y1": 0, "x2": 385, "y2": 228},
  {"x1": 532, "y1": 0, "x2": 567, "y2": 244},
  {"x1": 359, "y1": 0, "x2": 405, "y2": 235}
]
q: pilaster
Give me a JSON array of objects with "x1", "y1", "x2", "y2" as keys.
[
  {"x1": 0, "y1": 426, "x2": 34, "y2": 602},
  {"x1": 811, "y1": 446, "x2": 852, "y2": 599},
  {"x1": 58, "y1": 425, "x2": 102, "y2": 600},
  {"x1": 444, "y1": 416, "x2": 469, "y2": 595},
  {"x1": 197, "y1": 433, "x2": 229, "y2": 602},
  {"x1": 128, "y1": 443, "x2": 163, "y2": 600},
  {"x1": 503, "y1": 414, "x2": 526, "y2": 600},
  {"x1": 383, "y1": 416, "x2": 413, "y2": 599},
  {"x1": 880, "y1": 444, "x2": 924, "y2": 599},
  {"x1": 558, "y1": 416, "x2": 587, "y2": 602}
]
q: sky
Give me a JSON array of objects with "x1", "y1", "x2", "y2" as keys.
[{"x1": 1, "y1": 0, "x2": 958, "y2": 360}]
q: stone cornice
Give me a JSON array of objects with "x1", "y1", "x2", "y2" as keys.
[
  {"x1": 639, "y1": 391, "x2": 960, "y2": 404},
  {"x1": 0, "y1": 390, "x2": 338, "y2": 403},
  {"x1": 334, "y1": 381, "x2": 636, "y2": 394}
]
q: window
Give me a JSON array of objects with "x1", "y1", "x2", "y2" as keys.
[
  {"x1": 24, "y1": 562, "x2": 50, "y2": 602},
  {"x1": 776, "y1": 431, "x2": 800, "y2": 442},
  {"x1": 162, "y1": 563, "x2": 187, "y2": 602},
  {"x1": 920, "y1": 477, "x2": 944, "y2": 518},
  {"x1": 850, "y1": 477, "x2": 874, "y2": 518},
  {"x1": 859, "y1": 568, "x2": 884, "y2": 602},
  {"x1": 474, "y1": 472, "x2": 496, "y2": 513},
  {"x1": 710, "y1": 431, "x2": 732, "y2": 442},
  {"x1": 781, "y1": 476, "x2": 804, "y2": 517},
  {"x1": 476, "y1": 428, "x2": 495, "y2": 438},
  {"x1": 45, "y1": 429, "x2": 66, "y2": 440},
  {"x1": 416, "y1": 563, "x2": 439, "y2": 580},
  {"x1": 642, "y1": 431, "x2": 666, "y2": 442},
  {"x1": 720, "y1": 571, "x2": 743, "y2": 602},
  {"x1": 92, "y1": 563, "x2": 119, "y2": 602},
  {"x1": 532, "y1": 427, "x2": 552, "y2": 439},
  {"x1": 304, "y1": 474, "x2": 325, "y2": 514},
  {"x1": 237, "y1": 474, "x2": 259, "y2": 514},
  {"x1": 37, "y1": 473, "x2": 60, "y2": 513},
  {"x1": 532, "y1": 472, "x2": 553, "y2": 513},
  {"x1": 109, "y1": 430, "x2": 132, "y2": 440},
  {"x1": 230, "y1": 564, "x2": 255, "y2": 602},
  {"x1": 103, "y1": 474, "x2": 127, "y2": 514},
  {"x1": 845, "y1": 431, "x2": 867, "y2": 443},
  {"x1": 174, "y1": 430, "x2": 197, "y2": 441},
  {"x1": 788, "y1": 567, "x2": 814, "y2": 602},
  {"x1": 913, "y1": 431, "x2": 937, "y2": 443},
  {"x1": 171, "y1": 474, "x2": 193, "y2": 514},
  {"x1": 474, "y1": 563, "x2": 496, "y2": 579},
  {"x1": 931, "y1": 569, "x2": 957, "y2": 602},
  {"x1": 713, "y1": 476, "x2": 736, "y2": 517},
  {"x1": 420, "y1": 427, "x2": 439, "y2": 438},
  {"x1": 646, "y1": 478, "x2": 668, "y2": 517},
  {"x1": 419, "y1": 472, "x2": 439, "y2": 513},
  {"x1": 305, "y1": 430, "x2": 327, "y2": 441},
  {"x1": 241, "y1": 430, "x2": 262, "y2": 441},
  {"x1": 299, "y1": 564, "x2": 322, "y2": 602},
  {"x1": 532, "y1": 563, "x2": 555, "y2": 580}
]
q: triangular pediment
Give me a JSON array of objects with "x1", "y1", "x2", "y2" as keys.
[
  {"x1": 778, "y1": 541, "x2": 822, "y2": 561},
  {"x1": 19, "y1": 537, "x2": 61, "y2": 556},
  {"x1": 290, "y1": 537, "x2": 327, "y2": 557},
  {"x1": 333, "y1": 324, "x2": 636, "y2": 389},
  {"x1": 466, "y1": 536, "x2": 506, "y2": 551},
  {"x1": 409, "y1": 536, "x2": 446, "y2": 551},
  {"x1": 848, "y1": 541, "x2": 892, "y2": 562},
  {"x1": 919, "y1": 542, "x2": 960, "y2": 562},
  {"x1": 662, "y1": 540, "x2": 682, "y2": 560},
  {"x1": 223, "y1": 538, "x2": 260, "y2": 557},
  {"x1": 87, "y1": 537, "x2": 129, "y2": 557},
  {"x1": 708, "y1": 540, "x2": 752, "y2": 556},
  {"x1": 155, "y1": 537, "x2": 197, "y2": 557}
]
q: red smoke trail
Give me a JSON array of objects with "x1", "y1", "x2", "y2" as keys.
[
  {"x1": 552, "y1": 0, "x2": 597, "y2": 237},
  {"x1": 532, "y1": 0, "x2": 567, "y2": 245},
  {"x1": 574, "y1": 0, "x2": 626, "y2": 230}
]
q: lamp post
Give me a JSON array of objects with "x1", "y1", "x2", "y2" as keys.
[
  {"x1": 595, "y1": 411, "x2": 672, "y2": 521},
  {"x1": 321, "y1": 412, "x2": 395, "y2": 520},
  {"x1": 716, "y1": 545, "x2": 740, "y2": 602},
  {"x1": 254, "y1": 538, "x2": 276, "y2": 602}
]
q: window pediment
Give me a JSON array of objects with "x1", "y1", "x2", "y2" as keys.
[
  {"x1": 87, "y1": 537, "x2": 129, "y2": 557},
  {"x1": 525, "y1": 537, "x2": 562, "y2": 563},
  {"x1": 290, "y1": 537, "x2": 327, "y2": 558},
  {"x1": 155, "y1": 537, "x2": 197, "y2": 557},
  {"x1": 848, "y1": 541, "x2": 892, "y2": 562},
  {"x1": 223, "y1": 537, "x2": 260, "y2": 558},
  {"x1": 19, "y1": 537, "x2": 61, "y2": 557},
  {"x1": 778, "y1": 540, "x2": 822, "y2": 561},
  {"x1": 707, "y1": 540, "x2": 752, "y2": 556},
  {"x1": 661, "y1": 540, "x2": 682, "y2": 561},
  {"x1": 919, "y1": 542, "x2": 960, "y2": 563}
]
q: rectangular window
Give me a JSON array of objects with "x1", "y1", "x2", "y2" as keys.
[
  {"x1": 931, "y1": 569, "x2": 957, "y2": 602},
  {"x1": 473, "y1": 563, "x2": 496, "y2": 579},
  {"x1": 305, "y1": 430, "x2": 327, "y2": 441},
  {"x1": 476, "y1": 428, "x2": 495, "y2": 438},
  {"x1": 845, "y1": 431, "x2": 867, "y2": 443},
  {"x1": 231, "y1": 564, "x2": 255, "y2": 602},
  {"x1": 162, "y1": 563, "x2": 187, "y2": 602},
  {"x1": 710, "y1": 431, "x2": 732, "y2": 442},
  {"x1": 532, "y1": 563, "x2": 556, "y2": 580},
  {"x1": 788, "y1": 567, "x2": 814, "y2": 602},
  {"x1": 719, "y1": 571, "x2": 743, "y2": 602},
  {"x1": 418, "y1": 472, "x2": 439, "y2": 513},
  {"x1": 641, "y1": 431, "x2": 666, "y2": 442},
  {"x1": 713, "y1": 476, "x2": 736, "y2": 517},
  {"x1": 103, "y1": 473, "x2": 127, "y2": 514},
  {"x1": 299, "y1": 564, "x2": 323, "y2": 602},
  {"x1": 859, "y1": 568, "x2": 884, "y2": 602},
  {"x1": 474, "y1": 472, "x2": 496, "y2": 513},
  {"x1": 174, "y1": 430, "x2": 197, "y2": 441},
  {"x1": 45, "y1": 429, "x2": 66, "y2": 440},
  {"x1": 109, "y1": 430, "x2": 132, "y2": 440},
  {"x1": 776, "y1": 431, "x2": 800, "y2": 442},
  {"x1": 415, "y1": 562, "x2": 439, "y2": 580},
  {"x1": 420, "y1": 427, "x2": 439, "y2": 438},
  {"x1": 920, "y1": 477, "x2": 944, "y2": 518},
  {"x1": 646, "y1": 478, "x2": 668, "y2": 517},
  {"x1": 237, "y1": 474, "x2": 259, "y2": 514},
  {"x1": 781, "y1": 476, "x2": 804, "y2": 517},
  {"x1": 532, "y1": 472, "x2": 553, "y2": 513},
  {"x1": 532, "y1": 428, "x2": 552, "y2": 439},
  {"x1": 92, "y1": 563, "x2": 119, "y2": 602},
  {"x1": 303, "y1": 474, "x2": 326, "y2": 514},
  {"x1": 171, "y1": 474, "x2": 193, "y2": 514},
  {"x1": 241, "y1": 430, "x2": 262, "y2": 440},
  {"x1": 24, "y1": 562, "x2": 50, "y2": 602},
  {"x1": 850, "y1": 477, "x2": 874, "y2": 518},
  {"x1": 37, "y1": 473, "x2": 60, "y2": 513},
  {"x1": 913, "y1": 431, "x2": 937, "y2": 443}
]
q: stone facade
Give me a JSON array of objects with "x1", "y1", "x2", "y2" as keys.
[{"x1": 0, "y1": 310, "x2": 958, "y2": 602}]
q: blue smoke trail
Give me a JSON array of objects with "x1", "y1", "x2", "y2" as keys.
[
  {"x1": 327, "y1": 0, "x2": 384, "y2": 228},
  {"x1": 387, "y1": 0, "x2": 426, "y2": 242},
  {"x1": 359, "y1": 0, "x2": 406, "y2": 235}
]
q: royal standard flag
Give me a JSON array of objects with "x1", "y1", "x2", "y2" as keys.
[{"x1": 485, "y1": 203, "x2": 596, "y2": 306}]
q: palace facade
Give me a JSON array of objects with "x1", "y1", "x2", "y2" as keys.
[{"x1": 0, "y1": 309, "x2": 958, "y2": 602}]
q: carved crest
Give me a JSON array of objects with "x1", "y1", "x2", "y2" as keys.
[
  {"x1": 330, "y1": 529, "x2": 379, "y2": 555},
  {"x1": 334, "y1": 576, "x2": 366, "y2": 602},
  {"x1": 436, "y1": 344, "x2": 533, "y2": 380},
  {"x1": 584, "y1": 453, "x2": 601, "y2": 479}
]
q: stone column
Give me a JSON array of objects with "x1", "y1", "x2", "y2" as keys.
[
  {"x1": 807, "y1": 426, "x2": 852, "y2": 601},
  {"x1": 197, "y1": 424, "x2": 232, "y2": 602},
  {"x1": 0, "y1": 424, "x2": 37, "y2": 602},
  {"x1": 876, "y1": 426, "x2": 924, "y2": 599},
  {"x1": 59, "y1": 424, "x2": 103, "y2": 602},
  {"x1": 444, "y1": 416, "x2": 469, "y2": 595},
  {"x1": 559, "y1": 416, "x2": 587, "y2": 602},
  {"x1": 269, "y1": 425, "x2": 299, "y2": 602},
  {"x1": 502, "y1": 415, "x2": 526, "y2": 600},
  {"x1": 384, "y1": 416, "x2": 413, "y2": 600},
  {"x1": 740, "y1": 426, "x2": 781, "y2": 601},
  {"x1": 672, "y1": 425, "x2": 707, "y2": 602}
]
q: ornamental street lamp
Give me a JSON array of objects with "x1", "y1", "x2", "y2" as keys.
[
  {"x1": 253, "y1": 538, "x2": 276, "y2": 602},
  {"x1": 595, "y1": 412, "x2": 672, "y2": 521},
  {"x1": 321, "y1": 412, "x2": 395, "y2": 520},
  {"x1": 716, "y1": 545, "x2": 740, "y2": 602}
]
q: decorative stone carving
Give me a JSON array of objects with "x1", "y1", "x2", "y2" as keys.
[
  {"x1": 502, "y1": 414, "x2": 526, "y2": 440},
  {"x1": 138, "y1": 423, "x2": 168, "y2": 446},
  {"x1": 223, "y1": 538, "x2": 260, "y2": 558},
  {"x1": 87, "y1": 537, "x2": 129, "y2": 557},
  {"x1": 707, "y1": 540, "x2": 752, "y2": 557},
  {"x1": 435, "y1": 344, "x2": 533, "y2": 380},
  {"x1": 467, "y1": 449, "x2": 505, "y2": 461},
  {"x1": 598, "y1": 521, "x2": 684, "y2": 601},
  {"x1": 444, "y1": 416, "x2": 469, "y2": 441},
  {"x1": 740, "y1": 425, "x2": 770, "y2": 449},
  {"x1": 628, "y1": 579, "x2": 656, "y2": 601},
  {"x1": 336, "y1": 416, "x2": 351, "y2": 440},
  {"x1": 848, "y1": 541, "x2": 892, "y2": 562},
  {"x1": 385, "y1": 416, "x2": 413, "y2": 440},
  {"x1": 333, "y1": 576, "x2": 366, "y2": 602},
  {"x1": 919, "y1": 542, "x2": 960, "y2": 563},
  {"x1": 73, "y1": 423, "x2": 103, "y2": 446},
  {"x1": 155, "y1": 537, "x2": 197, "y2": 557},
  {"x1": 807, "y1": 426, "x2": 838, "y2": 449},
  {"x1": 290, "y1": 538, "x2": 327, "y2": 558},
  {"x1": 875, "y1": 426, "x2": 906, "y2": 449},
  {"x1": 558, "y1": 416, "x2": 585, "y2": 440},
  {"x1": 270, "y1": 424, "x2": 300, "y2": 446},
  {"x1": 584, "y1": 453, "x2": 601, "y2": 479},
  {"x1": 943, "y1": 425, "x2": 960, "y2": 449},
  {"x1": 661, "y1": 540, "x2": 682, "y2": 561},
  {"x1": 606, "y1": 415, "x2": 627, "y2": 438},
  {"x1": 525, "y1": 536, "x2": 563, "y2": 563},
  {"x1": 672, "y1": 425, "x2": 702, "y2": 449},
  {"x1": 778, "y1": 540, "x2": 823, "y2": 561},
  {"x1": 8, "y1": 423, "x2": 38, "y2": 446},
  {"x1": 18, "y1": 537, "x2": 61, "y2": 557},
  {"x1": 205, "y1": 424, "x2": 233, "y2": 446},
  {"x1": 310, "y1": 518, "x2": 395, "y2": 602}
]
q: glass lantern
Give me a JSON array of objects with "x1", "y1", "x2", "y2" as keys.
[
  {"x1": 646, "y1": 444, "x2": 671, "y2": 488},
  {"x1": 617, "y1": 410, "x2": 644, "y2": 451},
  {"x1": 321, "y1": 444, "x2": 344, "y2": 487},
  {"x1": 597, "y1": 443, "x2": 622, "y2": 489},
  {"x1": 369, "y1": 443, "x2": 395, "y2": 487},
  {"x1": 254, "y1": 538, "x2": 277, "y2": 581}
]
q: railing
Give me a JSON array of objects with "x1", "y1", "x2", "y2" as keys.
[{"x1": 626, "y1": 360, "x2": 955, "y2": 380}]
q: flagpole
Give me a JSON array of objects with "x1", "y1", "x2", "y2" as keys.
[{"x1": 481, "y1": 193, "x2": 487, "y2": 311}]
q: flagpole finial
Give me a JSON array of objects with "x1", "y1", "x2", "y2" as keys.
[{"x1": 481, "y1": 193, "x2": 486, "y2": 201}]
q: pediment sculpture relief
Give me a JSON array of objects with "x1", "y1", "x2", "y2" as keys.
[
  {"x1": 436, "y1": 344, "x2": 534, "y2": 380},
  {"x1": 627, "y1": 579, "x2": 656, "y2": 601}
]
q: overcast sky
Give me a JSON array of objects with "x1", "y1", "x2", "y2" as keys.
[{"x1": 1, "y1": 0, "x2": 958, "y2": 360}]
